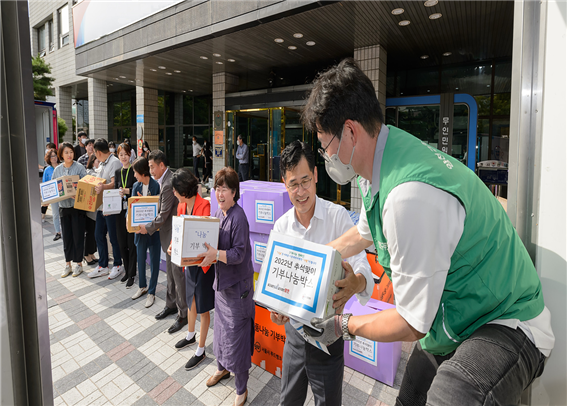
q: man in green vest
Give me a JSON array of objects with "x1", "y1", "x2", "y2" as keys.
[{"x1": 303, "y1": 58, "x2": 554, "y2": 406}]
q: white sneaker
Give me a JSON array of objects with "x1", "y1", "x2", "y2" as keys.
[
  {"x1": 61, "y1": 265, "x2": 72, "y2": 278},
  {"x1": 145, "y1": 294, "x2": 155, "y2": 308},
  {"x1": 73, "y1": 264, "x2": 83, "y2": 277},
  {"x1": 108, "y1": 265, "x2": 124, "y2": 280},
  {"x1": 88, "y1": 266, "x2": 109, "y2": 279},
  {"x1": 131, "y1": 287, "x2": 148, "y2": 300}
]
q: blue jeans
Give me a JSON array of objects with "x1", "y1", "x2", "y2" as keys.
[
  {"x1": 52, "y1": 202, "x2": 61, "y2": 234},
  {"x1": 396, "y1": 324, "x2": 546, "y2": 406},
  {"x1": 136, "y1": 234, "x2": 161, "y2": 295},
  {"x1": 95, "y1": 211, "x2": 122, "y2": 268}
]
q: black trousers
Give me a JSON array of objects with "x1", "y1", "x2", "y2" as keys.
[
  {"x1": 60, "y1": 207, "x2": 86, "y2": 263},
  {"x1": 84, "y1": 217, "x2": 97, "y2": 256},
  {"x1": 203, "y1": 163, "x2": 212, "y2": 182},
  {"x1": 116, "y1": 209, "x2": 137, "y2": 278},
  {"x1": 238, "y1": 163, "x2": 249, "y2": 182},
  {"x1": 193, "y1": 157, "x2": 200, "y2": 179}
]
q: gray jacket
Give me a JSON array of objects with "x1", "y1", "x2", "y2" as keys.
[{"x1": 145, "y1": 169, "x2": 178, "y2": 251}]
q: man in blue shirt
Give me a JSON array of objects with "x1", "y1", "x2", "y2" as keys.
[{"x1": 235, "y1": 135, "x2": 249, "y2": 181}]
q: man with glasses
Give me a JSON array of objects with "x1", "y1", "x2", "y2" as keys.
[{"x1": 269, "y1": 140, "x2": 373, "y2": 406}]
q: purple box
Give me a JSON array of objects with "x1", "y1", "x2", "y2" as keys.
[
  {"x1": 250, "y1": 232, "x2": 270, "y2": 273},
  {"x1": 242, "y1": 188, "x2": 292, "y2": 235},
  {"x1": 343, "y1": 297, "x2": 402, "y2": 387}
]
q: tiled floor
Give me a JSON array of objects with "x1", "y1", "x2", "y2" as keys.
[{"x1": 42, "y1": 210, "x2": 411, "y2": 406}]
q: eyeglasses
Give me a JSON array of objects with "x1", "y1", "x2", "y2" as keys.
[
  {"x1": 317, "y1": 126, "x2": 344, "y2": 162},
  {"x1": 287, "y1": 177, "x2": 312, "y2": 193}
]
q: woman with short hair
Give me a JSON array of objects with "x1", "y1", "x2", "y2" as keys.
[
  {"x1": 42, "y1": 149, "x2": 62, "y2": 241},
  {"x1": 198, "y1": 167, "x2": 255, "y2": 406}
]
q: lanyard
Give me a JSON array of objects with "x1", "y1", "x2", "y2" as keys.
[{"x1": 121, "y1": 166, "x2": 131, "y2": 189}]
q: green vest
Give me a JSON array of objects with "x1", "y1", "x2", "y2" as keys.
[{"x1": 360, "y1": 126, "x2": 544, "y2": 356}]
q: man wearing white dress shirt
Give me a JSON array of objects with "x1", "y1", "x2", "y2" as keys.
[
  {"x1": 302, "y1": 58, "x2": 554, "y2": 406},
  {"x1": 269, "y1": 141, "x2": 374, "y2": 406}
]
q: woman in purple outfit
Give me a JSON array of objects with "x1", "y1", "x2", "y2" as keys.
[{"x1": 199, "y1": 167, "x2": 255, "y2": 406}]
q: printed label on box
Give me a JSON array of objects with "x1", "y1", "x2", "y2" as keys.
[
  {"x1": 40, "y1": 180, "x2": 59, "y2": 201},
  {"x1": 261, "y1": 241, "x2": 326, "y2": 312},
  {"x1": 131, "y1": 203, "x2": 157, "y2": 225},
  {"x1": 349, "y1": 337, "x2": 378, "y2": 366},
  {"x1": 255, "y1": 200, "x2": 274, "y2": 224},
  {"x1": 254, "y1": 242, "x2": 267, "y2": 265}
]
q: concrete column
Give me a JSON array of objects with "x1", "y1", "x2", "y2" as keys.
[
  {"x1": 174, "y1": 93, "x2": 184, "y2": 168},
  {"x1": 56, "y1": 86, "x2": 73, "y2": 143},
  {"x1": 87, "y1": 78, "x2": 108, "y2": 139},
  {"x1": 350, "y1": 45, "x2": 387, "y2": 213},
  {"x1": 136, "y1": 87, "x2": 158, "y2": 151},
  {"x1": 212, "y1": 72, "x2": 239, "y2": 178}
]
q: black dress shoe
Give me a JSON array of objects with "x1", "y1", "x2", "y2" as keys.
[
  {"x1": 155, "y1": 307, "x2": 177, "y2": 320},
  {"x1": 168, "y1": 316, "x2": 188, "y2": 334},
  {"x1": 185, "y1": 352, "x2": 206, "y2": 370},
  {"x1": 175, "y1": 335, "x2": 196, "y2": 349},
  {"x1": 126, "y1": 277, "x2": 135, "y2": 289},
  {"x1": 120, "y1": 274, "x2": 129, "y2": 283}
]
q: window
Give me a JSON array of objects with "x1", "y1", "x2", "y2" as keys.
[
  {"x1": 58, "y1": 5, "x2": 69, "y2": 48},
  {"x1": 48, "y1": 20, "x2": 54, "y2": 52},
  {"x1": 38, "y1": 24, "x2": 46, "y2": 54}
]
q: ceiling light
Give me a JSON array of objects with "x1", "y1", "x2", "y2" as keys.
[
  {"x1": 189, "y1": 89, "x2": 193, "y2": 92},
  {"x1": 213, "y1": 53, "x2": 221, "y2": 57},
  {"x1": 166, "y1": 72, "x2": 172, "y2": 75},
  {"x1": 227, "y1": 58, "x2": 235, "y2": 62},
  {"x1": 174, "y1": 70, "x2": 181, "y2": 73},
  {"x1": 183, "y1": 90, "x2": 186, "y2": 93},
  {"x1": 216, "y1": 61, "x2": 223, "y2": 65},
  {"x1": 421, "y1": 55, "x2": 429, "y2": 59},
  {"x1": 158, "y1": 66, "x2": 166, "y2": 69},
  {"x1": 293, "y1": 33, "x2": 303, "y2": 38},
  {"x1": 274, "y1": 38, "x2": 284, "y2": 43},
  {"x1": 136, "y1": 79, "x2": 141, "y2": 82},
  {"x1": 398, "y1": 20, "x2": 411, "y2": 26},
  {"x1": 119, "y1": 75, "x2": 126, "y2": 78},
  {"x1": 424, "y1": 0, "x2": 438, "y2": 6},
  {"x1": 109, "y1": 84, "x2": 113, "y2": 86},
  {"x1": 128, "y1": 80, "x2": 134, "y2": 83},
  {"x1": 114, "y1": 78, "x2": 120, "y2": 80},
  {"x1": 455, "y1": 87, "x2": 459, "y2": 90},
  {"x1": 306, "y1": 41, "x2": 316, "y2": 46},
  {"x1": 443, "y1": 51, "x2": 452, "y2": 56},
  {"x1": 288, "y1": 46, "x2": 297, "y2": 50},
  {"x1": 391, "y1": 8, "x2": 404, "y2": 15},
  {"x1": 200, "y1": 56, "x2": 208, "y2": 60},
  {"x1": 429, "y1": 13, "x2": 442, "y2": 19},
  {"x1": 150, "y1": 68, "x2": 157, "y2": 72}
]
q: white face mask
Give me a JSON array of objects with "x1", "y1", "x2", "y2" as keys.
[
  {"x1": 143, "y1": 147, "x2": 148, "y2": 152},
  {"x1": 45, "y1": 148, "x2": 50, "y2": 154},
  {"x1": 109, "y1": 148, "x2": 116, "y2": 153},
  {"x1": 193, "y1": 141, "x2": 196, "y2": 145},
  {"x1": 323, "y1": 128, "x2": 357, "y2": 185},
  {"x1": 79, "y1": 137, "x2": 85, "y2": 145}
]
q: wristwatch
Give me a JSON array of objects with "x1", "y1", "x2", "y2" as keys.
[
  {"x1": 342, "y1": 313, "x2": 355, "y2": 341},
  {"x1": 215, "y1": 250, "x2": 220, "y2": 263}
]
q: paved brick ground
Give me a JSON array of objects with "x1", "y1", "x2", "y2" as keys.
[{"x1": 42, "y1": 209, "x2": 410, "y2": 406}]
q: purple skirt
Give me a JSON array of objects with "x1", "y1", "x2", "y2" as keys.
[{"x1": 213, "y1": 277, "x2": 255, "y2": 373}]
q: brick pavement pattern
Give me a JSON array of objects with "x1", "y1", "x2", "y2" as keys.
[{"x1": 42, "y1": 212, "x2": 411, "y2": 406}]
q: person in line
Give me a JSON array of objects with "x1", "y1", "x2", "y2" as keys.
[
  {"x1": 88, "y1": 138, "x2": 124, "y2": 279},
  {"x1": 130, "y1": 158, "x2": 161, "y2": 307},
  {"x1": 235, "y1": 135, "x2": 249, "y2": 182},
  {"x1": 52, "y1": 142, "x2": 87, "y2": 278},
  {"x1": 202, "y1": 140, "x2": 213, "y2": 184},
  {"x1": 39, "y1": 142, "x2": 57, "y2": 172},
  {"x1": 269, "y1": 141, "x2": 374, "y2": 406},
  {"x1": 138, "y1": 151, "x2": 186, "y2": 329},
  {"x1": 302, "y1": 58, "x2": 554, "y2": 406},
  {"x1": 108, "y1": 141, "x2": 118, "y2": 157},
  {"x1": 141, "y1": 141, "x2": 151, "y2": 160},
  {"x1": 84, "y1": 155, "x2": 99, "y2": 265},
  {"x1": 192, "y1": 136, "x2": 202, "y2": 181},
  {"x1": 74, "y1": 132, "x2": 88, "y2": 161},
  {"x1": 167, "y1": 169, "x2": 214, "y2": 370},
  {"x1": 78, "y1": 139, "x2": 95, "y2": 167},
  {"x1": 123, "y1": 138, "x2": 137, "y2": 164},
  {"x1": 42, "y1": 149, "x2": 62, "y2": 241},
  {"x1": 199, "y1": 167, "x2": 255, "y2": 406},
  {"x1": 115, "y1": 143, "x2": 137, "y2": 288}
]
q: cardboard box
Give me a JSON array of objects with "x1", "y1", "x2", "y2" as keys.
[
  {"x1": 127, "y1": 196, "x2": 159, "y2": 233},
  {"x1": 250, "y1": 232, "x2": 270, "y2": 274},
  {"x1": 170, "y1": 215, "x2": 220, "y2": 267},
  {"x1": 39, "y1": 175, "x2": 79, "y2": 204},
  {"x1": 74, "y1": 175, "x2": 106, "y2": 212},
  {"x1": 253, "y1": 231, "x2": 344, "y2": 327},
  {"x1": 251, "y1": 305, "x2": 286, "y2": 378},
  {"x1": 343, "y1": 297, "x2": 402, "y2": 386},
  {"x1": 241, "y1": 187, "x2": 293, "y2": 235},
  {"x1": 102, "y1": 189, "x2": 122, "y2": 215}
]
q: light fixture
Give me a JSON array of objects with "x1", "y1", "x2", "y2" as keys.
[
  {"x1": 391, "y1": 8, "x2": 404, "y2": 15},
  {"x1": 166, "y1": 72, "x2": 172, "y2": 75},
  {"x1": 136, "y1": 79, "x2": 141, "y2": 82},
  {"x1": 398, "y1": 20, "x2": 411, "y2": 26},
  {"x1": 158, "y1": 66, "x2": 166, "y2": 69},
  {"x1": 216, "y1": 61, "x2": 223, "y2": 65},
  {"x1": 213, "y1": 53, "x2": 221, "y2": 57},
  {"x1": 119, "y1": 75, "x2": 126, "y2": 78},
  {"x1": 427, "y1": 89, "x2": 430, "y2": 93},
  {"x1": 189, "y1": 89, "x2": 193, "y2": 92},
  {"x1": 487, "y1": 85, "x2": 491, "y2": 87},
  {"x1": 288, "y1": 46, "x2": 297, "y2": 50},
  {"x1": 293, "y1": 33, "x2": 303, "y2": 38},
  {"x1": 421, "y1": 55, "x2": 429, "y2": 59},
  {"x1": 443, "y1": 51, "x2": 452, "y2": 56},
  {"x1": 114, "y1": 78, "x2": 120, "y2": 80},
  {"x1": 183, "y1": 90, "x2": 186, "y2": 93},
  {"x1": 128, "y1": 80, "x2": 134, "y2": 83},
  {"x1": 306, "y1": 41, "x2": 316, "y2": 46},
  {"x1": 455, "y1": 87, "x2": 459, "y2": 90},
  {"x1": 174, "y1": 70, "x2": 181, "y2": 73},
  {"x1": 429, "y1": 13, "x2": 442, "y2": 19},
  {"x1": 150, "y1": 68, "x2": 157, "y2": 72},
  {"x1": 200, "y1": 56, "x2": 208, "y2": 60},
  {"x1": 227, "y1": 58, "x2": 236, "y2": 62},
  {"x1": 274, "y1": 38, "x2": 284, "y2": 43},
  {"x1": 424, "y1": 0, "x2": 438, "y2": 6}
]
